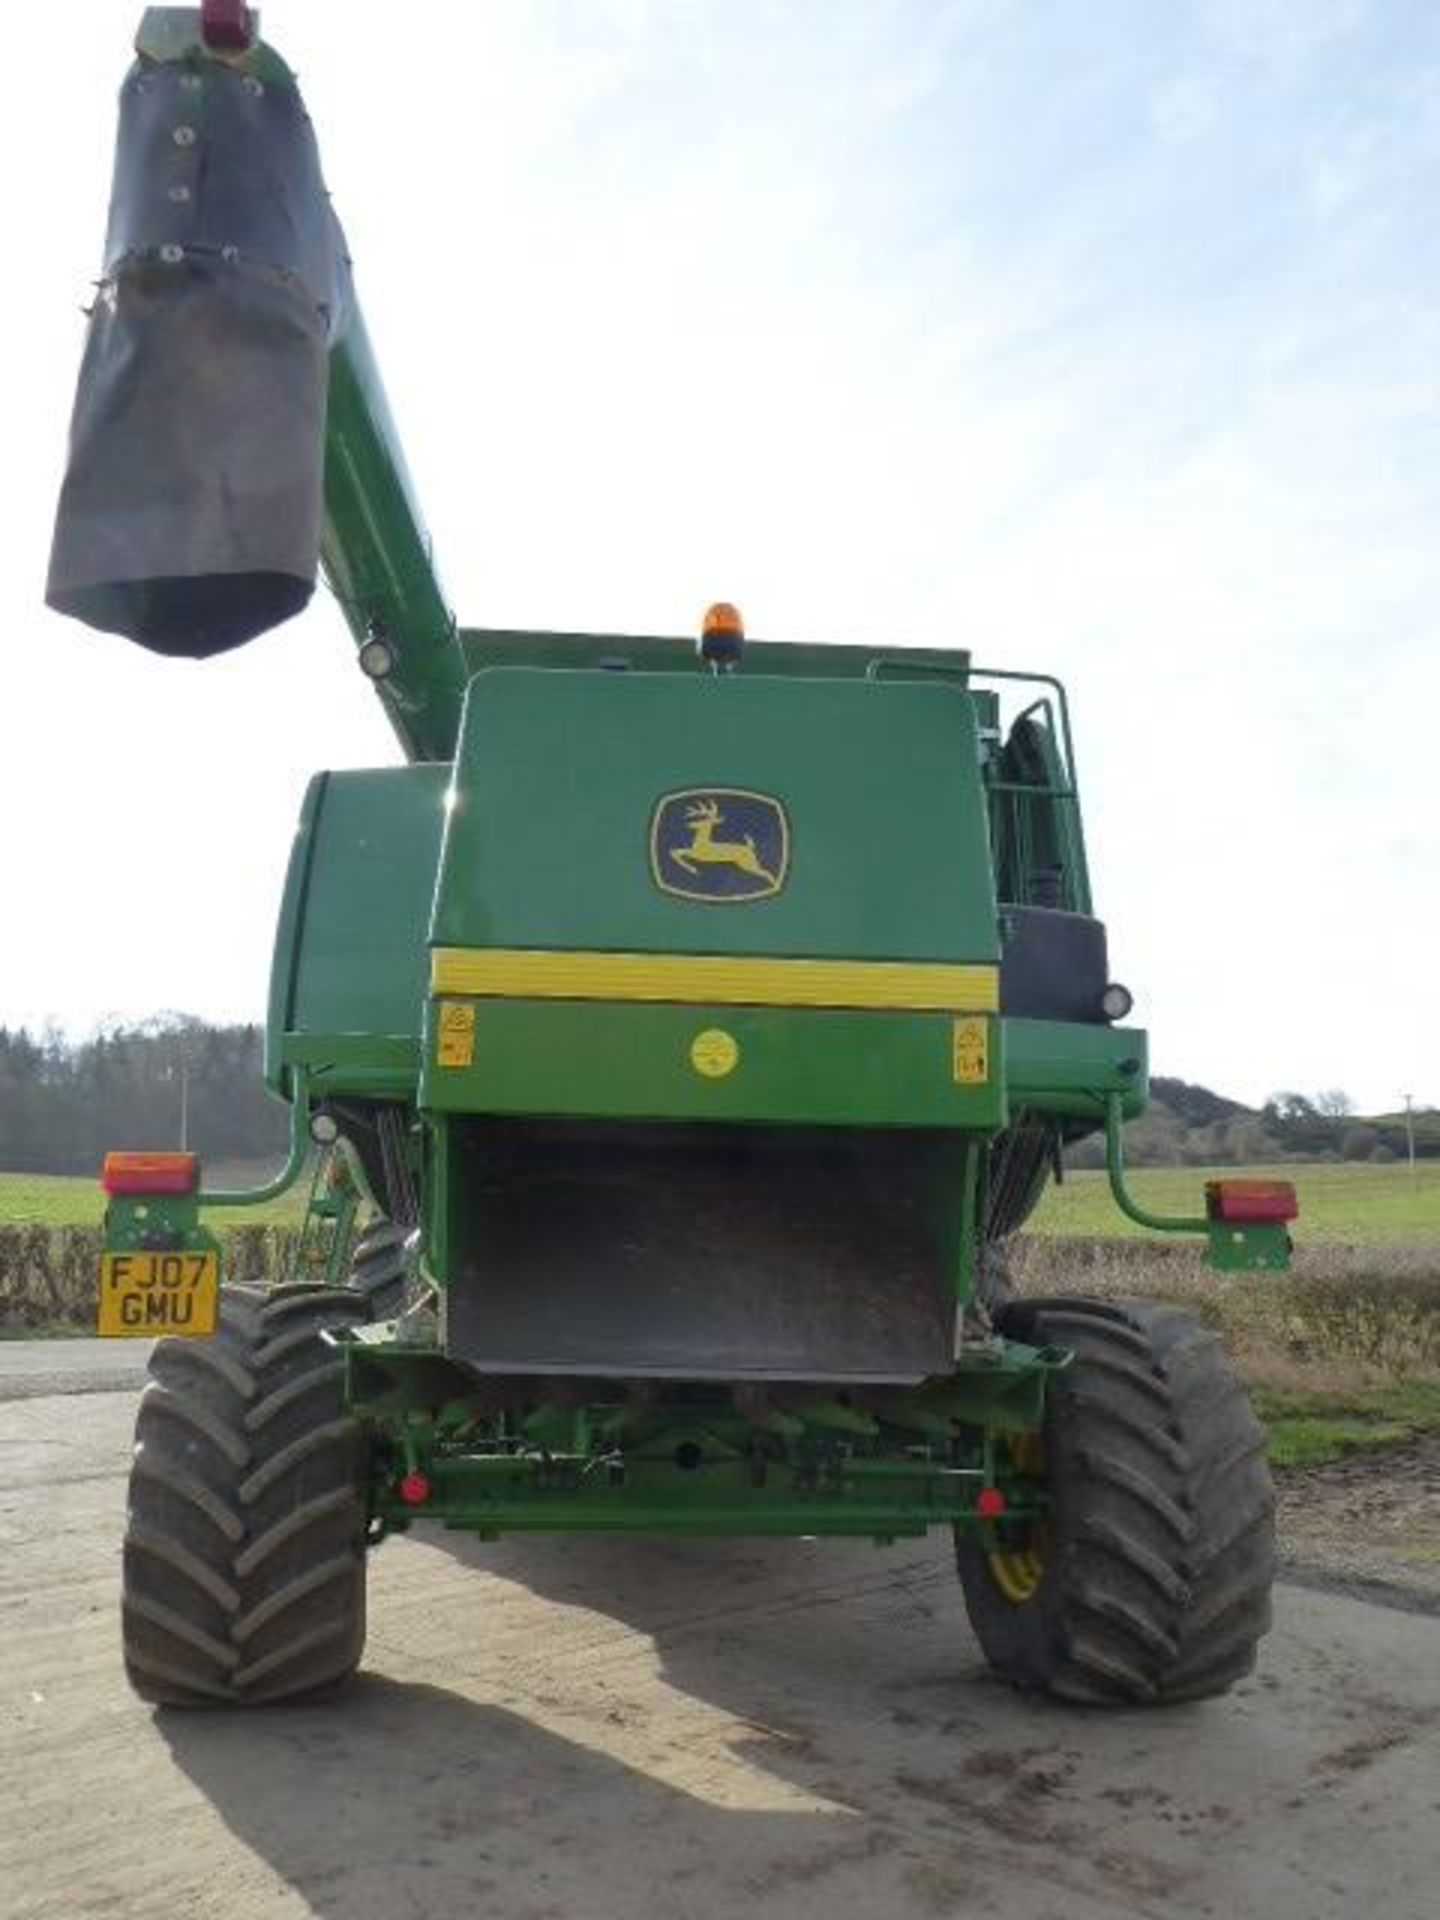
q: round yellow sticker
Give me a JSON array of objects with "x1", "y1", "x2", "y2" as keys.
[{"x1": 690, "y1": 1028, "x2": 740, "y2": 1078}]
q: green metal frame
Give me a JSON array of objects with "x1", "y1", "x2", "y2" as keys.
[
  {"x1": 195, "y1": 1068, "x2": 313, "y2": 1210},
  {"x1": 321, "y1": 310, "x2": 468, "y2": 760},
  {"x1": 345, "y1": 1336, "x2": 1068, "y2": 1543},
  {"x1": 1104, "y1": 1093, "x2": 1208, "y2": 1237},
  {"x1": 283, "y1": 1144, "x2": 364, "y2": 1290}
]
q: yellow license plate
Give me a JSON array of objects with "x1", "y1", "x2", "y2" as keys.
[{"x1": 97, "y1": 1250, "x2": 219, "y2": 1338}]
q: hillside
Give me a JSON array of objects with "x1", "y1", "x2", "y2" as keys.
[{"x1": 1068, "y1": 1077, "x2": 1437, "y2": 1169}]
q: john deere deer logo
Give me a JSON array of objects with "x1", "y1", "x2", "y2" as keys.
[{"x1": 650, "y1": 789, "x2": 789, "y2": 903}]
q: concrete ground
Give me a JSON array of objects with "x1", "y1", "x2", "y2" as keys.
[{"x1": 1, "y1": 1347, "x2": 1437, "y2": 1920}]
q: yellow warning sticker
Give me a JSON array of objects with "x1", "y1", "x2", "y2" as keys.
[
  {"x1": 436, "y1": 999, "x2": 476, "y2": 1068},
  {"x1": 953, "y1": 1015, "x2": 988, "y2": 1086},
  {"x1": 690, "y1": 1028, "x2": 740, "y2": 1078}
]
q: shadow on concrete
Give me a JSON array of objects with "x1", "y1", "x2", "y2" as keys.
[
  {"x1": 157, "y1": 1669, "x2": 851, "y2": 1920},
  {"x1": 157, "y1": 1533, "x2": 1238, "y2": 1920},
  {"x1": 430, "y1": 1524, "x2": 990, "y2": 1736}
]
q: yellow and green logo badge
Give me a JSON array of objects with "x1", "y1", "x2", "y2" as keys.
[{"x1": 650, "y1": 788, "x2": 789, "y2": 904}]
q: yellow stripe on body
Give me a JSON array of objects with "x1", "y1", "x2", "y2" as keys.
[{"x1": 430, "y1": 947, "x2": 999, "y2": 1013}]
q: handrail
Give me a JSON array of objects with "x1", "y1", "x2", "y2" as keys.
[
  {"x1": 1104, "y1": 1093, "x2": 1208, "y2": 1235},
  {"x1": 198, "y1": 1069, "x2": 313, "y2": 1209},
  {"x1": 860, "y1": 658, "x2": 1080, "y2": 788},
  {"x1": 862, "y1": 656, "x2": 1094, "y2": 913},
  {"x1": 864, "y1": 657, "x2": 969, "y2": 683},
  {"x1": 969, "y1": 668, "x2": 1081, "y2": 793},
  {"x1": 971, "y1": 668, "x2": 1092, "y2": 912}
]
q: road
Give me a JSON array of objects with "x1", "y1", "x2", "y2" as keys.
[
  {"x1": 0, "y1": 1335, "x2": 153, "y2": 1399},
  {"x1": 2, "y1": 1344, "x2": 1437, "y2": 1920}
]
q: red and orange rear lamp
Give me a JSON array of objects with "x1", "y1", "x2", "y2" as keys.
[
  {"x1": 101, "y1": 1151, "x2": 200, "y2": 1198},
  {"x1": 1205, "y1": 1179, "x2": 1298, "y2": 1226}
]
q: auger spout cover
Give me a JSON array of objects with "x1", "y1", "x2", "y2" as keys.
[{"x1": 47, "y1": 7, "x2": 465, "y2": 758}]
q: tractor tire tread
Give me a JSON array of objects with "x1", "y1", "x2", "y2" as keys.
[
  {"x1": 137, "y1": 1379, "x2": 251, "y2": 1469},
  {"x1": 347, "y1": 1221, "x2": 409, "y2": 1316},
  {"x1": 129, "y1": 1448, "x2": 246, "y2": 1545},
  {"x1": 956, "y1": 1296, "x2": 1274, "y2": 1706},
  {"x1": 120, "y1": 1286, "x2": 369, "y2": 1708},
  {"x1": 243, "y1": 1358, "x2": 346, "y2": 1434}
]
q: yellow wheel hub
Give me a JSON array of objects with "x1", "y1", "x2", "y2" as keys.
[{"x1": 986, "y1": 1431, "x2": 1049, "y2": 1607}]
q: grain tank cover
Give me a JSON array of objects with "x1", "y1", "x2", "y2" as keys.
[{"x1": 430, "y1": 669, "x2": 999, "y2": 965}]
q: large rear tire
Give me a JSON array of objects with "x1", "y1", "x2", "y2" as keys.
[
  {"x1": 122, "y1": 1285, "x2": 371, "y2": 1707},
  {"x1": 956, "y1": 1297, "x2": 1273, "y2": 1704},
  {"x1": 346, "y1": 1218, "x2": 408, "y2": 1317}
]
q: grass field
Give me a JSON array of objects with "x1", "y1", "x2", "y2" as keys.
[
  {"x1": 1032, "y1": 1160, "x2": 1439, "y2": 1244},
  {"x1": 0, "y1": 1170, "x2": 306, "y2": 1230},
  {"x1": 1250, "y1": 1382, "x2": 1440, "y2": 1469}
]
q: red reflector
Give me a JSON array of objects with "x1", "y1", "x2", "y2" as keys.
[
  {"x1": 201, "y1": 0, "x2": 254, "y2": 50},
  {"x1": 1206, "y1": 1179, "x2": 1298, "y2": 1225},
  {"x1": 976, "y1": 1486, "x2": 1007, "y2": 1519},
  {"x1": 102, "y1": 1151, "x2": 200, "y2": 1197},
  {"x1": 398, "y1": 1472, "x2": 432, "y2": 1508}
]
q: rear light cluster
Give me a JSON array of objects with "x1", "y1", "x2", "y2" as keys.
[
  {"x1": 1205, "y1": 1179, "x2": 1298, "y2": 1225},
  {"x1": 101, "y1": 1152, "x2": 199, "y2": 1197}
]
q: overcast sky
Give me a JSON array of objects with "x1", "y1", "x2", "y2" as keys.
[{"x1": 3, "y1": 0, "x2": 1435, "y2": 1114}]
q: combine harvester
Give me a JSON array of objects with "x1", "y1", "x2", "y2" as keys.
[{"x1": 50, "y1": 4, "x2": 1297, "y2": 1708}]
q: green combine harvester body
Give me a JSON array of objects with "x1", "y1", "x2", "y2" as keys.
[{"x1": 53, "y1": 5, "x2": 1295, "y2": 1709}]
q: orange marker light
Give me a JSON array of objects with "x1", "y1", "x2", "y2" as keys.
[
  {"x1": 701, "y1": 601, "x2": 744, "y2": 640},
  {"x1": 101, "y1": 1151, "x2": 200, "y2": 1197},
  {"x1": 699, "y1": 601, "x2": 746, "y2": 671}
]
